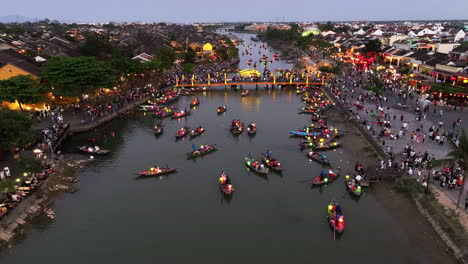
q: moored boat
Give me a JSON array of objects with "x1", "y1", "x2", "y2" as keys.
[
  {"x1": 134, "y1": 166, "x2": 176, "y2": 177},
  {"x1": 327, "y1": 201, "x2": 345, "y2": 234},
  {"x1": 345, "y1": 174, "x2": 362, "y2": 197},
  {"x1": 312, "y1": 170, "x2": 339, "y2": 185},
  {"x1": 219, "y1": 172, "x2": 234, "y2": 195},
  {"x1": 307, "y1": 151, "x2": 331, "y2": 166},
  {"x1": 78, "y1": 146, "x2": 110, "y2": 155},
  {"x1": 311, "y1": 141, "x2": 341, "y2": 150},
  {"x1": 244, "y1": 157, "x2": 269, "y2": 175},
  {"x1": 186, "y1": 144, "x2": 217, "y2": 159}
]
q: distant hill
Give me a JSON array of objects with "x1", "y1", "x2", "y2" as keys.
[{"x1": 0, "y1": 15, "x2": 38, "y2": 23}]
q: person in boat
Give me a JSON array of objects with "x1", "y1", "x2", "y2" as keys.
[
  {"x1": 260, "y1": 164, "x2": 265, "y2": 171},
  {"x1": 154, "y1": 166, "x2": 161, "y2": 173},
  {"x1": 265, "y1": 150, "x2": 272, "y2": 158},
  {"x1": 320, "y1": 170, "x2": 326, "y2": 181},
  {"x1": 321, "y1": 154, "x2": 327, "y2": 161},
  {"x1": 355, "y1": 174, "x2": 363, "y2": 183},
  {"x1": 253, "y1": 161, "x2": 259, "y2": 169},
  {"x1": 95, "y1": 146, "x2": 100, "y2": 151},
  {"x1": 328, "y1": 170, "x2": 335, "y2": 178}
]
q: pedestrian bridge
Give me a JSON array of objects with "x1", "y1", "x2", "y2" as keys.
[{"x1": 175, "y1": 74, "x2": 325, "y2": 87}]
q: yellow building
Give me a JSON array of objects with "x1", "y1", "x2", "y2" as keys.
[
  {"x1": 0, "y1": 49, "x2": 41, "y2": 80},
  {"x1": 202, "y1": 43, "x2": 213, "y2": 52}
]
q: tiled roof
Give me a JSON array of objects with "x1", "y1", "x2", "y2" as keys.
[{"x1": 0, "y1": 49, "x2": 41, "y2": 76}]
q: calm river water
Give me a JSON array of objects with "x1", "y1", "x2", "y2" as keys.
[{"x1": 0, "y1": 32, "x2": 455, "y2": 264}]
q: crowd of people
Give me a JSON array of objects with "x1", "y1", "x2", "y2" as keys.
[{"x1": 326, "y1": 64, "x2": 465, "y2": 203}]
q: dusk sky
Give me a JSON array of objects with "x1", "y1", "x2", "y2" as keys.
[{"x1": 1, "y1": 0, "x2": 468, "y2": 23}]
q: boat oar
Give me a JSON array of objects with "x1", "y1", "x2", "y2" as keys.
[{"x1": 333, "y1": 227, "x2": 336, "y2": 241}]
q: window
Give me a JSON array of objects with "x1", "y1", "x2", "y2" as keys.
[{"x1": 7, "y1": 68, "x2": 13, "y2": 73}]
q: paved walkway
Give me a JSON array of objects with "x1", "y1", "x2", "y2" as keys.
[{"x1": 326, "y1": 73, "x2": 467, "y2": 211}]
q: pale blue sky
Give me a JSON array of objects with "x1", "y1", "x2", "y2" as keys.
[{"x1": 1, "y1": 0, "x2": 468, "y2": 23}]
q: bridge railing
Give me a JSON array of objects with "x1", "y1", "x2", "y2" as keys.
[{"x1": 175, "y1": 74, "x2": 324, "y2": 87}]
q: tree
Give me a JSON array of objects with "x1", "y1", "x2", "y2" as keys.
[
  {"x1": 364, "y1": 39, "x2": 382, "y2": 53},
  {"x1": 183, "y1": 47, "x2": 197, "y2": 63},
  {"x1": 430, "y1": 129, "x2": 468, "y2": 212},
  {"x1": 0, "y1": 180, "x2": 16, "y2": 199},
  {"x1": 18, "y1": 157, "x2": 43, "y2": 173},
  {"x1": 0, "y1": 108, "x2": 38, "y2": 152},
  {"x1": 182, "y1": 63, "x2": 195, "y2": 74},
  {"x1": 154, "y1": 47, "x2": 176, "y2": 69},
  {"x1": 41, "y1": 56, "x2": 116, "y2": 97},
  {"x1": 79, "y1": 33, "x2": 113, "y2": 59},
  {"x1": 0, "y1": 75, "x2": 48, "y2": 111},
  {"x1": 111, "y1": 57, "x2": 144, "y2": 75}
]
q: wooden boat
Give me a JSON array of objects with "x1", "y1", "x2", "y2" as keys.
[
  {"x1": 217, "y1": 106, "x2": 227, "y2": 113},
  {"x1": 289, "y1": 130, "x2": 322, "y2": 137},
  {"x1": 175, "y1": 127, "x2": 189, "y2": 138},
  {"x1": 219, "y1": 172, "x2": 234, "y2": 195},
  {"x1": 171, "y1": 110, "x2": 190, "y2": 119},
  {"x1": 247, "y1": 123, "x2": 256, "y2": 135},
  {"x1": 311, "y1": 141, "x2": 341, "y2": 151},
  {"x1": 299, "y1": 107, "x2": 322, "y2": 114},
  {"x1": 327, "y1": 201, "x2": 345, "y2": 234},
  {"x1": 154, "y1": 110, "x2": 172, "y2": 118},
  {"x1": 244, "y1": 157, "x2": 269, "y2": 175},
  {"x1": 241, "y1": 90, "x2": 249, "y2": 97},
  {"x1": 261, "y1": 153, "x2": 284, "y2": 171},
  {"x1": 186, "y1": 144, "x2": 217, "y2": 159},
  {"x1": 231, "y1": 120, "x2": 244, "y2": 135},
  {"x1": 190, "y1": 127, "x2": 205, "y2": 137},
  {"x1": 307, "y1": 151, "x2": 331, "y2": 166},
  {"x1": 345, "y1": 175, "x2": 362, "y2": 197},
  {"x1": 312, "y1": 170, "x2": 339, "y2": 185},
  {"x1": 190, "y1": 98, "x2": 200, "y2": 107},
  {"x1": 78, "y1": 146, "x2": 110, "y2": 155},
  {"x1": 134, "y1": 167, "x2": 176, "y2": 177},
  {"x1": 154, "y1": 125, "x2": 164, "y2": 135}
]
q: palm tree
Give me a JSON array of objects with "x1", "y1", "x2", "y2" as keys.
[{"x1": 431, "y1": 129, "x2": 468, "y2": 212}]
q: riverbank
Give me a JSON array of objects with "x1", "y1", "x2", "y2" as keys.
[
  {"x1": 0, "y1": 157, "x2": 87, "y2": 248},
  {"x1": 322, "y1": 83, "x2": 468, "y2": 262}
]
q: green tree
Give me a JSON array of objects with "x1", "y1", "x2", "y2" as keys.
[
  {"x1": 0, "y1": 75, "x2": 48, "y2": 111},
  {"x1": 430, "y1": 130, "x2": 468, "y2": 212},
  {"x1": 0, "y1": 179, "x2": 16, "y2": 199},
  {"x1": 182, "y1": 63, "x2": 195, "y2": 74},
  {"x1": 41, "y1": 56, "x2": 116, "y2": 97},
  {"x1": 183, "y1": 47, "x2": 197, "y2": 63},
  {"x1": 79, "y1": 33, "x2": 113, "y2": 59},
  {"x1": 364, "y1": 39, "x2": 382, "y2": 53},
  {"x1": 111, "y1": 57, "x2": 144, "y2": 75},
  {"x1": 18, "y1": 157, "x2": 43, "y2": 173},
  {"x1": 0, "y1": 108, "x2": 38, "y2": 152},
  {"x1": 154, "y1": 47, "x2": 176, "y2": 69}
]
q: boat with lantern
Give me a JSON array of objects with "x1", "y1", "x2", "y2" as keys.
[
  {"x1": 312, "y1": 170, "x2": 339, "y2": 185},
  {"x1": 327, "y1": 201, "x2": 345, "y2": 234},
  {"x1": 244, "y1": 156, "x2": 269, "y2": 175},
  {"x1": 261, "y1": 152, "x2": 283, "y2": 171},
  {"x1": 134, "y1": 166, "x2": 177, "y2": 177},
  {"x1": 218, "y1": 172, "x2": 234, "y2": 195},
  {"x1": 186, "y1": 144, "x2": 217, "y2": 159}
]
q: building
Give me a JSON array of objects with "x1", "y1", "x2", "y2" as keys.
[{"x1": 0, "y1": 49, "x2": 41, "y2": 80}]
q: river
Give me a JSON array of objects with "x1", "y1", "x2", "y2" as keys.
[{"x1": 0, "y1": 32, "x2": 456, "y2": 264}]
